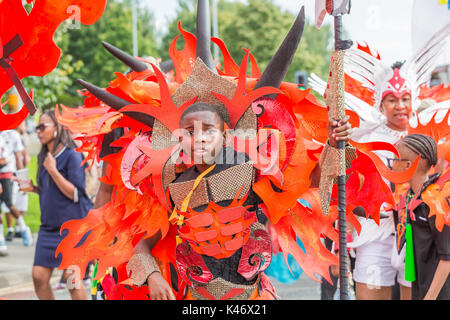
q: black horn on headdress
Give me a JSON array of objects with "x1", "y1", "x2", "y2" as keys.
[
  {"x1": 254, "y1": 6, "x2": 305, "y2": 93},
  {"x1": 77, "y1": 79, "x2": 154, "y2": 128},
  {"x1": 102, "y1": 41, "x2": 148, "y2": 72},
  {"x1": 159, "y1": 59, "x2": 175, "y2": 73},
  {"x1": 78, "y1": 79, "x2": 130, "y2": 109},
  {"x1": 196, "y1": 0, "x2": 216, "y2": 72},
  {"x1": 103, "y1": 41, "x2": 175, "y2": 74}
]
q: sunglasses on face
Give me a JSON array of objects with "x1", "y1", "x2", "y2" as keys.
[
  {"x1": 386, "y1": 158, "x2": 410, "y2": 168},
  {"x1": 36, "y1": 123, "x2": 54, "y2": 132}
]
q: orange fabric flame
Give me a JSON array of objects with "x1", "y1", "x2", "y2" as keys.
[
  {"x1": 419, "y1": 83, "x2": 450, "y2": 103},
  {"x1": 408, "y1": 109, "x2": 450, "y2": 142},
  {"x1": 422, "y1": 168, "x2": 450, "y2": 232},
  {"x1": 0, "y1": 0, "x2": 106, "y2": 96},
  {"x1": 269, "y1": 190, "x2": 338, "y2": 284},
  {"x1": 168, "y1": 22, "x2": 196, "y2": 83}
]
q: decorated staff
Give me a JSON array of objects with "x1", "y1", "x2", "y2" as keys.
[{"x1": 316, "y1": 0, "x2": 353, "y2": 300}]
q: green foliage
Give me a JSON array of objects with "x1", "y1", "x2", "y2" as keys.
[
  {"x1": 22, "y1": 54, "x2": 83, "y2": 110},
  {"x1": 65, "y1": 0, "x2": 158, "y2": 89},
  {"x1": 21, "y1": 23, "x2": 83, "y2": 110},
  {"x1": 24, "y1": 0, "x2": 158, "y2": 110},
  {"x1": 24, "y1": 155, "x2": 41, "y2": 233},
  {"x1": 159, "y1": 0, "x2": 332, "y2": 82}
]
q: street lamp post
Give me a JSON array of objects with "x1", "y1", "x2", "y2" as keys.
[
  {"x1": 132, "y1": 0, "x2": 138, "y2": 56},
  {"x1": 212, "y1": 0, "x2": 219, "y2": 61}
]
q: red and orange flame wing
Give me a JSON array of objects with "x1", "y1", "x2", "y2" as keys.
[
  {"x1": 168, "y1": 22, "x2": 196, "y2": 84},
  {"x1": 419, "y1": 83, "x2": 450, "y2": 103},
  {"x1": 408, "y1": 109, "x2": 450, "y2": 142},
  {"x1": 422, "y1": 168, "x2": 450, "y2": 232},
  {"x1": 253, "y1": 89, "x2": 339, "y2": 282},
  {"x1": 268, "y1": 190, "x2": 338, "y2": 284},
  {"x1": 0, "y1": 0, "x2": 107, "y2": 128}
]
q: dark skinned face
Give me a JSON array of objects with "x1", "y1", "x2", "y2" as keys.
[
  {"x1": 381, "y1": 93, "x2": 412, "y2": 131},
  {"x1": 179, "y1": 110, "x2": 225, "y2": 167},
  {"x1": 36, "y1": 114, "x2": 57, "y2": 146},
  {"x1": 391, "y1": 143, "x2": 414, "y2": 172}
]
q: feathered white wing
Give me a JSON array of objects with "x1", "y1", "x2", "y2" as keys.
[
  {"x1": 343, "y1": 46, "x2": 392, "y2": 108},
  {"x1": 410, "y1": 100, "x2": 450, "y2": 128},
  {"x1": 402, "y1": 23, "x2": 450, "y2": 108},
  {"x1": 308, "y1": 72, "x2": 385, "y2": 125}
]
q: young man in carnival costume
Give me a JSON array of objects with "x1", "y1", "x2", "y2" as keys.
[
  {"x1": 308, "y1": 24, "x2": 450, "y2": 299},
  {"x1": 54, "y1": 1, "x2": 413, "y2": 300}
]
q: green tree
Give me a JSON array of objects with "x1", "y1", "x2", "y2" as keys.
[
  {"x1": 158, "y1": 0, "x2": 332, "y2": 82},
  {"x1": 21, "y1": 0, "x2": 158, "y2": 110},
  {"x1": 63, "y1": 0, "x2": 158, "y2": 101},
  {"x1": 22, "y1": 23, "x2": 83, "y2": 110}
]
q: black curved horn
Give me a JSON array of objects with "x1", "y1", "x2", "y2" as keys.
[
  {"x1": 254, "y1": 6, "x2": 305, "y2": 91},
  {"x1": 77, "y1": 79, "x2": 154, "y2": 128},
  {"x1": 196, "y1": 0, "x2": 216, "y2": 72},
  {"x1": 78, "y1": 79, "x2": 130, "y2": 110},
  {"x1": 159, "y1": 59, "x2": 175, "y2": 73},
  {"x1": 102, "y1": 41, "x2": 148, "y2": 72}
]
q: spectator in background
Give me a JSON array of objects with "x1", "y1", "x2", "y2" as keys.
[
  {"x1": 0, "y1": 137, "x2": 5, "y2": 256},
  {"x1": 3, "y1": 122, "x2": 31, "y2": 240},
  {"x1": 20, "y1": 109, "x2": 92, "y2": 300},
  {"x1": 0, "y1": 128, "x2": 33, "y2": 253}
]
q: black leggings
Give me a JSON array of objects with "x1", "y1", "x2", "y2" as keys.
[{"x1": 0, "y1": 178, "x2": 14, "y2": 208}]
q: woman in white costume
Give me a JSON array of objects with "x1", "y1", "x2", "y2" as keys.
[{"x1": 308, "y1": 24, "x2": 450, "y2": 299}]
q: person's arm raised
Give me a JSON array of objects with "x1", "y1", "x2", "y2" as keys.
[{"x1": 44, "y1": 152, "x2": 76, "y2": 200}]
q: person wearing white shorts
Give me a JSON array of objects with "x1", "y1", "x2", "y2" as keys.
[
  {"x1": 350, "y1": 209, "x2": 412, "y2": 299},
  {"x1": 348, "y1": 60, "x2": 414, "y2": 300},
  {"x1": 2, "y1": 180, "x2": 29, "y2": 237},
  {"x1": 352, "y1": 229, "x2": 410, "y2": 288}
]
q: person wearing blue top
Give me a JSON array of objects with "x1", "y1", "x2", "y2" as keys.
[{"x1": 21, "y1": 110, "x2": 92, "y2": 300}]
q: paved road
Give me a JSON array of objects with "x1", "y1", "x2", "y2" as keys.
[{"x1": 0, "y1": 234, "x2": 352, "y2": 300}]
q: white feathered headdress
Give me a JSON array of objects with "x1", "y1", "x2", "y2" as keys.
[{"x1": 308, "y1": 23, "x2": 450, "y2": 130}]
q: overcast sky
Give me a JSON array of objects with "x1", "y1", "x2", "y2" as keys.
[{"x1": 144, "y1": 0, "x2": 450, "y2": 66}]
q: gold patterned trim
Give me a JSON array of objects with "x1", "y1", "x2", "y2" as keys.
[
  {"x1": 233, "y1": 107, "x2": 257, "y2": 136},
  {"x1": 126, "y1": 253, "x2": 160, "y2": 287},
  {"x1": 171, "y1": 58, "x2": 236, "y2": 124},
  {"x1": 169, "y1": 178, "x2": 209, "y2": 211},
  {"x1": 319, "y1": 142, "x2": 357, "y2": 215},
  {"x1": 206, "y1": 161, "x2": 254, "y2": 204},
  {"x1": 168, "y1": 161, "x2": 255, "y2": 211},
  {"x1": 190, "y1": 276, "x2": 257, "y2": 300},
  {"x1": 152, "y1": 119, "x2": 179, "y2": 151}
]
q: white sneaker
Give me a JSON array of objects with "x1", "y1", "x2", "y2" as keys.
[
  {"x1": 0, "y1": 240, "x2": 8, "y2": 256},
  {"x1": 21, "y1": 226, "x2": 33, "y2": 247},
  {"x1": 52, "y1": 282, "x2": 66, "y2": 291}
]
